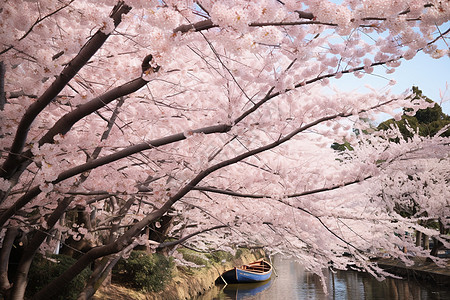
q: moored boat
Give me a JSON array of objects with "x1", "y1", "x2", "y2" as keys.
[{"x1": 221, "y1": 259, "x2": 272, "y2": 283}]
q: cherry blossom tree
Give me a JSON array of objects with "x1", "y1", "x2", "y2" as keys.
[
  {"x1": 0, "y1": 0, "x2": 449, "y2": 299},
  {"x1": 375, "y1": 96, "x2": 450, "y2": 254}
]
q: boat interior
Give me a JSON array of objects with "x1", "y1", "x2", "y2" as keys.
[{"x1": 241, "y1": 262, "x2": 270, "y2": 273}]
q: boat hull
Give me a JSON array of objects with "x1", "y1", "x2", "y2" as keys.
[
  {"x1": 220, "y1": 260, "x2": 272, "y2": 283},
  {"x1": 236, "y1": 268, "x2": 271, "y2": 282}
]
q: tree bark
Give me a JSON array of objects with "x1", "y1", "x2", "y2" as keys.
[
  {"x1": 430, "y1": 220, "x2": 446, "y2": 257},
  {"x1": 423, "y1": 234, "x2": 429, "y2": 250},
  {"x1": 0, "y1": 61, "x2": 6, "y2": 111},
  {"x1": 0, "y1": 227, "x2": 19, "y2": 294},
  {"x1": 9, "y1": 196, "x2": 73, "y2": 300},
  {"x1": 415, "y1": 230, "x2": 422, "y2": 247},
  {"x1": 76, "y1": 255, "x2": 118, "y2": 300}
]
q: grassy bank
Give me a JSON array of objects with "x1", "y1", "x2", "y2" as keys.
[{"x1": 93, "y1": 248, "x2": 266, "y2": 300}]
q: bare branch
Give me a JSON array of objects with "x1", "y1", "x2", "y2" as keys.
[{"x1": 192, "y1": 176, "x2": 372, "y2": 199}]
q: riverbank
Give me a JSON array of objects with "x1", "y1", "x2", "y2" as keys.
[
  {"x1": 93, "y1": 248, "x2": 266, "y2": 300},
  {"x1": 374, "y1": 256, "x2": 450, "y2": 285}
]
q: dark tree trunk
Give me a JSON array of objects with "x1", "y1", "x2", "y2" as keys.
[
  {"x1": 77, "y1": 255, "x2": 120, "y2": 300},
  {"x1": 430, "y1": 220, "x2": 446, "y2": 257},
  {"x1": 0, "y1": 227, "x2": 19, "y2": 294},
  {"x1": 423, "y1": 234, "x2": 429, "y2": 250},
  {"x1": 415, "y1": 230, "x2": 422, "y2": 247},
  {"x1": 9, "y1": 196, "x2": 73, "y2": 300},
  {"x1": 0, "y1": 61, "x2": 6, "y2": 110}
]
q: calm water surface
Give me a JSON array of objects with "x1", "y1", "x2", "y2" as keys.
[{"x1": 194, "y1": 256, "x2": 450, "y2": 300}]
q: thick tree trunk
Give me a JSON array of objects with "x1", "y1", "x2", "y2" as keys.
[
  {"x1": 9, "y1": 253, "x2": 34, "y2": 300},
  {"x1": 423, "y1": 234, "x2": 429, "y2": 250},
  {"x1": 78, "y1": 196, "x2": 137, "y2": 299},
  {"x1": 60, "y1": 205, "x2": 96, "y2": 258},
  {"x1": 77, "y1": 254, "x2": 121, "y2": 300},
  {"x1": 78, "y1": 237, "x2": 139, "y2": 300},
  {"x1": 0, "y1": 61, "x2": 6, "y2": 110},
  {"x1": 9, "y1": 196, "x2": 72, "y2": 300},
  {"x1": 430, "y1": 238, "x2": 443, "y2": 257},
  {"x1": 415, "y1": 230, "x2": 422, "y2": 247},
  {"x1": 0, "y1": 227, "x2": 19, "y2": 294},
  {"x1": 77, "y1": 256, "x2": 110, "y2": 300},
  {"x1": 430, "y1": 220, "x2": 446, "y2": 257},
  {"x1": 77, "y1": 205, "x2": 93, "y2": 231}
]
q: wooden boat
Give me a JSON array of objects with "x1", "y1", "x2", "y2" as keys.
[{"x1": 221, "y1": 259, "x2": 272, "y2": 283}]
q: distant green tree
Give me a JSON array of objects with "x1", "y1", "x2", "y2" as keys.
[
  {"x1": 331, "y1": 141, "x2": 354, "y2": 151},
  {"x1": 377, "y1": 86, "x2": 450, "y2": 140},
  {"x1": 331, "y1": 87, "x2": 449, "y2": 152}
]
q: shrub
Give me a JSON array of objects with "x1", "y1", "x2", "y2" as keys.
[
  {"x1": 113, "y1": 251, "x2": 173, "y2": 292},
  {"x1": 26, "y1": 254, "x2": 92, "y2": 300}
]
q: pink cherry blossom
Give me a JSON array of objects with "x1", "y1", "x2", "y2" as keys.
[{"x1": 0, "y1": 1, "x2": 449, "y2": 298}]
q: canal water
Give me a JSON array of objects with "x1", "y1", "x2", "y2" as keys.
[{"x1": 194, "y1": 256, "x2": 450, "y2": 300}]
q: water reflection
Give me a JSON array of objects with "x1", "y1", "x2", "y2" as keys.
[
  {"x1": 222, "y1": 281, "x2": 272, "y2": 299},
  {"x1": 194, "y1": 256, "x2": 450, "y2": 300}
]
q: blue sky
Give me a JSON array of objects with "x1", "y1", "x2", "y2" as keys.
[
  {"x1": 387, "y1": 51, "x2": 449, "y2": 114},
  {"x1": 328, "y1": 51, "x2": 450, "y2": 121},
  {"x1": 325, "y1": 2, "x2": 450, "y2": 117}
]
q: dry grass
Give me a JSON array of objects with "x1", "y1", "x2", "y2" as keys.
[{"x1": 93, "y1": 284, "x2": 148, "y2": 300}]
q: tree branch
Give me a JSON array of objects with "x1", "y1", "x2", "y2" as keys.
[
  {"x1": 0, "y1": 123, "x2": 231, "y2": 228},
  {"x1": 0, "y1": 61, "x2": 6, "y2": 111},
  {"x1": 157, "y1": 225, "x2": 228, "y2": 249},
  {"x1": 0, "y1": 1, "x2": 131, "y2": 181},
  {"x1": 192, "y1": 176, "x2": 372, "y2": 199},
  {"x1": 40, "y1": 80, "x2": 146, "y2": 146},
  {"x1": 4, "y1": 79, "x2": 148, "y2": 192},
  {"x1": 173, "y1": 7, "x2": 431, "y2": 34}
]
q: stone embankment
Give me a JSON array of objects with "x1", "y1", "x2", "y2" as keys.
[{"x1": 375, "y1": 256, "x2": 450, "y2": 285}]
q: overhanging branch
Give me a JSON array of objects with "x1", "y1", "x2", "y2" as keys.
[
  {"x1": 173, "y1": 6, "x2": 434, "y2": 34},
  {"x1": 192, "y1": 176, "x2": 372, "y2": 199},
  {"x1": 0, "y1": 123, "x2": 231, "y2": 228},
  {"x1": 157, "y1": 225, "x2": 228, "y2": 249}
]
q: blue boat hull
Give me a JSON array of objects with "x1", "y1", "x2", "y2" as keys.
[
  {"x1": 236, "y1": 268, "x2": 272, "y2": 282},
  {"x1": 220, "y1": 260, "x2": 272, "y2": 283}
]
